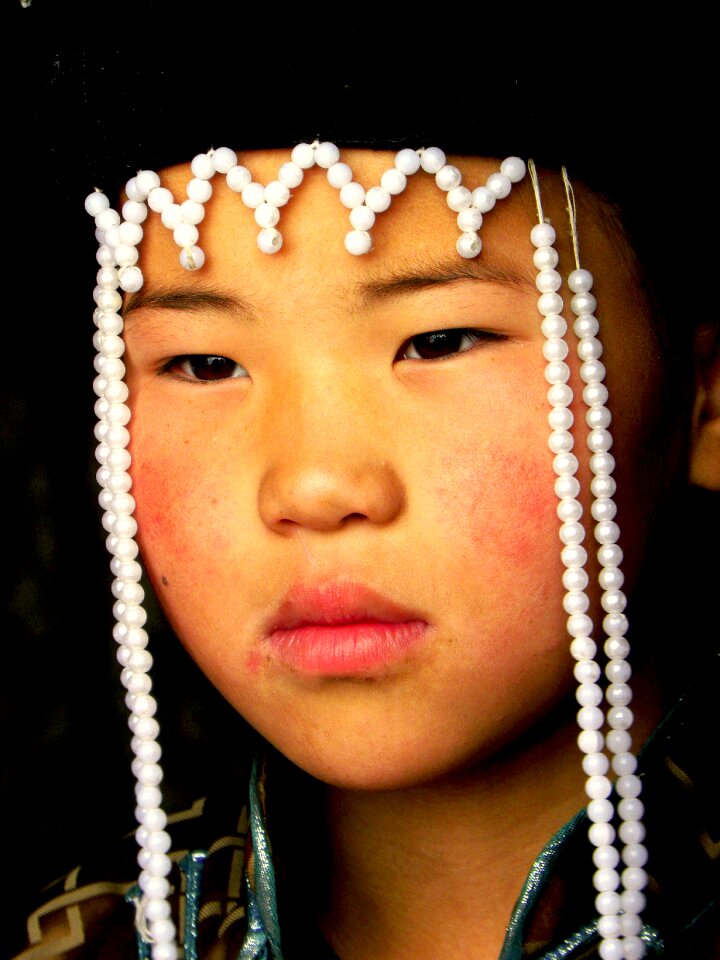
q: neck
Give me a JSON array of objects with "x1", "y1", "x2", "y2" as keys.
[{"x1": 319, "y1": 676, "x2": 661, "y2": 960}]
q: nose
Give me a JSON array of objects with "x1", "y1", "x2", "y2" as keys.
[{"x1": 257, "y1": 379, "x2": 405, "y2": 534}]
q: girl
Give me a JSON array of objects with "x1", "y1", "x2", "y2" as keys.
[{"x1": 8, "y1": 6, "x2": 719, "y2": 958}]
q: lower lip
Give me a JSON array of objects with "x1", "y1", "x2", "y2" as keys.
[{"x1": 267, "y1": 620, "x2": 428, "y2": 676}]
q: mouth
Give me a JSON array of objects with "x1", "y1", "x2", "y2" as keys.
[{"x1": 263, "y1": 581, "x2": 430, "y2": 676}]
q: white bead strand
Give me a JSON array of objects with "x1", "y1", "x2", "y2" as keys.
[
  {"x1": 85, "y1": 193, "x2": 177, "y2": 959},
  {"x1": 564, "y1": 168, "x2": 646, "y2": 958}
]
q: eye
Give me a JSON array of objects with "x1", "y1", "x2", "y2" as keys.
[
  {"x1": 398, "y1": 329, "x2": 498, "y2": 361},
  {"x1": 164, "y1": 355, "x2": 249, "y2": 382}
]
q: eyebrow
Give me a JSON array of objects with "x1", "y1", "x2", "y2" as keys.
[
  {"x1": 122, "y1": 255, "x2": 534, "y2": 320},
  {"x1": 123, "y1": 288, "x2": 257, "y2": 321},
  {"x1": 355, "y1": 256, "x2": 535, "y2": 307}
]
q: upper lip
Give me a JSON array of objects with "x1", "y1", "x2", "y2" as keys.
[{"x1": 265, "y1": 580, "x2": 426, "y2": 634}]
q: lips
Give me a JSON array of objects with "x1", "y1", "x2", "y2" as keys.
[{"x1": 263, "y1": 581, "x2": 429, "y2": 676}]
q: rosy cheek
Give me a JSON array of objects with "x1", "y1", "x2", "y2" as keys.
[{"x1": 435, "y1": 446, "x2": 558, "y2": 568}]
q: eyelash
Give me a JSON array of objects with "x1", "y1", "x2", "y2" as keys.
[{"x1": 161, "y1": 328, "x2": 502, "y2": 382}]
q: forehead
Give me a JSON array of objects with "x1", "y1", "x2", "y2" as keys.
[{"x1": 138, "y1": 150, "x2": 545, "y2": 292}]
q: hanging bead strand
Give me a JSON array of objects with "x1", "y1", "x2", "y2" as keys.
[{"x1": 86, "y1": 189, "x2": 178, "y2": 960}]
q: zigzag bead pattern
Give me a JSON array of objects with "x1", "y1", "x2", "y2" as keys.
[{"x1": 86, "y1": 144, "x2": 526, "y2": 291}]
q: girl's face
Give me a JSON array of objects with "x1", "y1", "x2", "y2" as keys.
[{"x1": 123, "y1": 151, "x2": 668, "y2": 790}]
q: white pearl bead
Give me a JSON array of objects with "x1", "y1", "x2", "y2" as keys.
[
  {"x1": 543, "y1": 338, "x2": 569, "y2": 362},
  {"x1": 446, "y1": 186, "x2": 472, "y2": 212},
  {"x1": 345, "y1": 230, "x2": 372, "y2": 255},
  {"x1": 578, "y1": 729, "x2": 604, "y2": 754},
  {"x1": 578, "y1": 706, "x2": 604, "y2": 731},
  {"x1": 536, "y1": 269, "x2": 562, "y2": 293},
  {"x1": 147, "y1": 187, "x2": 174, "y2": 213},
  {"x1": 587, "y1": 407, "x2": 612, "y2": 431},
  {"x1": 457, "y1": 207, "x2": 483, "y2": 232},
  {"x1": 623, "y1": 937, "x2": 646, "y2": 960},
  {"x1": 605, "y1": 659, "x2": 631, "y2": 685},
  {"x1": 85, "y1": 191, "x2": 110, "y2": 216},
  {"x1": 139, "y1": 874, "x2": 170, "y2": 899},
  {"x1": 601, "y1": 590, "x2": 626, "y2": 615},
  {"x1": 327, "y1": 162, "x2": 353, "y2": 189},
  {"x1": 584, "y1": 382, "x2": 609, "y2": 407},
  {"x1": 179, "y1": 246, "x2": 205, "y2": 271},
  {"x1": 314, "y1": 142, "x2": 340, "y2": 168},
  {"x1": 586, "y1": 775, "x2": 612, "y2": 800},
  {"x1": 548, "y1": 406, "x2": 573, "y2": 430},
  {"x1": 557, "y1": 497, "x2": 582, "y2": 522},
  {"x1": 135, "y1": 170, "x2": 161, "y2": 196},
  {"x1": 486, "y1": 172, "x2": 512, "y2": 198},
  {"x1": 186, "y1": 178, "x2": 212, "y2": 203},
  {"x1": 623, "y1": 843, "x2": 648, "y2": 867},
  {"x1": 608, "y1": 706, "x2": 634, "y2": 731},
  {"x1": 621, "y1": 889, "x2": 646, "y2": 914},
  {"x1": 583, "y1": 752, "x2": 610, "y2": 776},
  {"x1": 96, "y1": 245, "x2": 115, "y2": 267},
  {"x1": 570, "y1": 637, "x2": 597, "y2": 662},
  {"x1": 211, "y1": 146, "x2": 237, "y2": 174},
  {"x1": 547, "y1": 383, "x2": 573, "y2": 407},
  {"x1": 254, "y1": 203, "x2": 280, "y2": 228},
  {"x1": 607, "y1": 684, "x2": 632, "y2": 709},
  {"x1": 179, "y1": 200, "x2": 205, "y2": 225},
  {"x1": 619, "y1": 820, "x2": 645, "y2": 844},
  {"x1": 241, "y1": 182, "x2": 265, "y2": 209},
  {"x1": 340, "y1": 182, "x2": 366, "y2": 208},
  {"x1": 576, "y1": 681, "x2": 602, "y2": 706},
  {"x1": 581, "y1": 360, "x2": 606, "y2": 384},
  {"x1": 226, "y1": 165, "x2": 252, "y2": 192},
  {"x1": 137, "y1": 807, "x2": 167, "y2": 831},
  {"x1": 554, "y1": 452, "x2": 579, "y2": 478},
  {"x1": 568, "y1": 268, "x2": 593, "y2": 293},
  {"x1": 173, "y1": 223, "x2": 199, "y2": 248},
  {"x1": 257, "y1": 229, "x2": 283, "y2": 254},
  {"x1": 598, "y1": 544, "x2": 623, "y2": 569},
  {"x1": 595, "y1": 890, "x2": 621, "y2": 916},
  {"x1": 395, "y1": 148, "x2": 421, "y2": 175},
  {"x1": 191, "y1": 153, "x2": 214, "y2": 179},
  {"x1": 349, "y1": 206, "x2": 375, "y2": 231},
  {"x1": 587, "y1": 798, "x2": 614, "y2": 822},
  {"x1": 471, "y1": 186, "x2": 495, "y2": 212},
  {"x1": 531, "y1": 222, "x2": 556, "y2": 247},
  {"x1": 589, "y1": 821, "x2": 615, "y2": 848},
  {"x1": 456, "y1": 233, "x2": 481, "y2": 259},
  {"x1": 114, "y1": 244, "x2": 139, "y2": 267},
  {"x1": 620, "y1": 912, "x2": 643, "y2": 936},
  {"x1": 365, "y1": 186, "x2": 391, "y2": 213},
  {"x1": 435, "y1": 164, "x2": 462, "y2": 191},
  {"x1": 124, "y1": 177, "x2": 144, "y2": 202},
  {"x1": 572, "y1": 291, "x2": 598, "y2": 316},
  {"x1": 622, "y1": 866, "x2": 647, "y2": 891},
  {"x1": 500, "y1": 156, "x2": 526, "y2": 182},
  {"x1": 588, "y1": 429, "x2": 613, "y2": 453},
  {"x1": 533, "y1": 246, "x2": 559, "y2": 270},
  {"x1": 122, "y1": 200, "x2": 148, "y2": 224},
  {"x1": 560, "y1": 522, "x2": 585, "y2": 547},
  {"x1": 96, "y1": 208, "x2": 121, "y2": 233},
  {"x1": 606, "y1": 729, "x2": 632, "y2": 754},
  {"x1": 161, "y1": 204, "x2": 182, "y2": 229},
  {"x1": 119, "y1": 267, "x2": 144, "y2": 293},
  {"x1": 291, "y1": 143, "x2": 316, "y2": 169},
  {"x1": 578, "y1": 337, "x2": 603, "y2": 361},
  {"x1": 595, "y1": 520, "x2": 620, "y2": 544},
  {"x1": 264, "y1": 181, "x2": 291, "y2": 207},
  {"x1": 597, "y1": 914, "x2": 622, "y2": 939},
  {"x1": 545, "y1": 361, "x2": 570, "y2": 384},
  {"x1": 594, "y1": 867, "x2": 619, "y2": 891},
  {"x1": 612, "y1": 751, "x2": 637, "y2": 776},
  {"x1": 381, "y1": 168, "x2": 407, "y2": 195},
  {"x1": 144, "y1": 897, "x2": 171, "y2": 921},
  {"x1": 152, "y1": 943, "x2": 178, "y2": 960},
  {"x1": 574, "y1": 659, "x2": 600, "y2": 683},
  {"x1": 616, "y1": 774, "x2": 642, "y2": 799},
  {"x1": 575, "y1": 315, "x2": 600, "y2": 338},
  {"x1": 148, "y1": 918, "x2": 175, "y2": 942},
  {"x1": 598, "y1": 939, "x2": 623, "y2": 960},
  {"x1": 278, "y1": 162, "x2": 304, "y2": 188},
  {"x1": 419, "y1": 147, "x2": 446, "y2": 173},
  {"x1": 556, "y1": 476, "x2": 581, "y2": 500},
  {"x1": 592, "y1": 475, "x2": 617, "y2": 500},
  {"x1": 538, "y1": 292, "x2": 564, "y2": 316},
  {"x1": 133, "y1": 738, "x2": 161, "y2": 763}
]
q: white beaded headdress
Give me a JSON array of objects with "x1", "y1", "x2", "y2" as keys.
[{"x1": 87, "y1": 143, "x2": 646, "y2": 959}]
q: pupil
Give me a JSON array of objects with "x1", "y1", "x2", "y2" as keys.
[
  {"x1": 196, "y1": 356, "x2": 235, "y2": 380},
  {"x1": 416, "y1": 330, "x2": 462, "y2": 359}
]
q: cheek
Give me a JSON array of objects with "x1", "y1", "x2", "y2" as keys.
[{"x1": 434, "y1": 444, "x2": 558, "y2": 567}]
